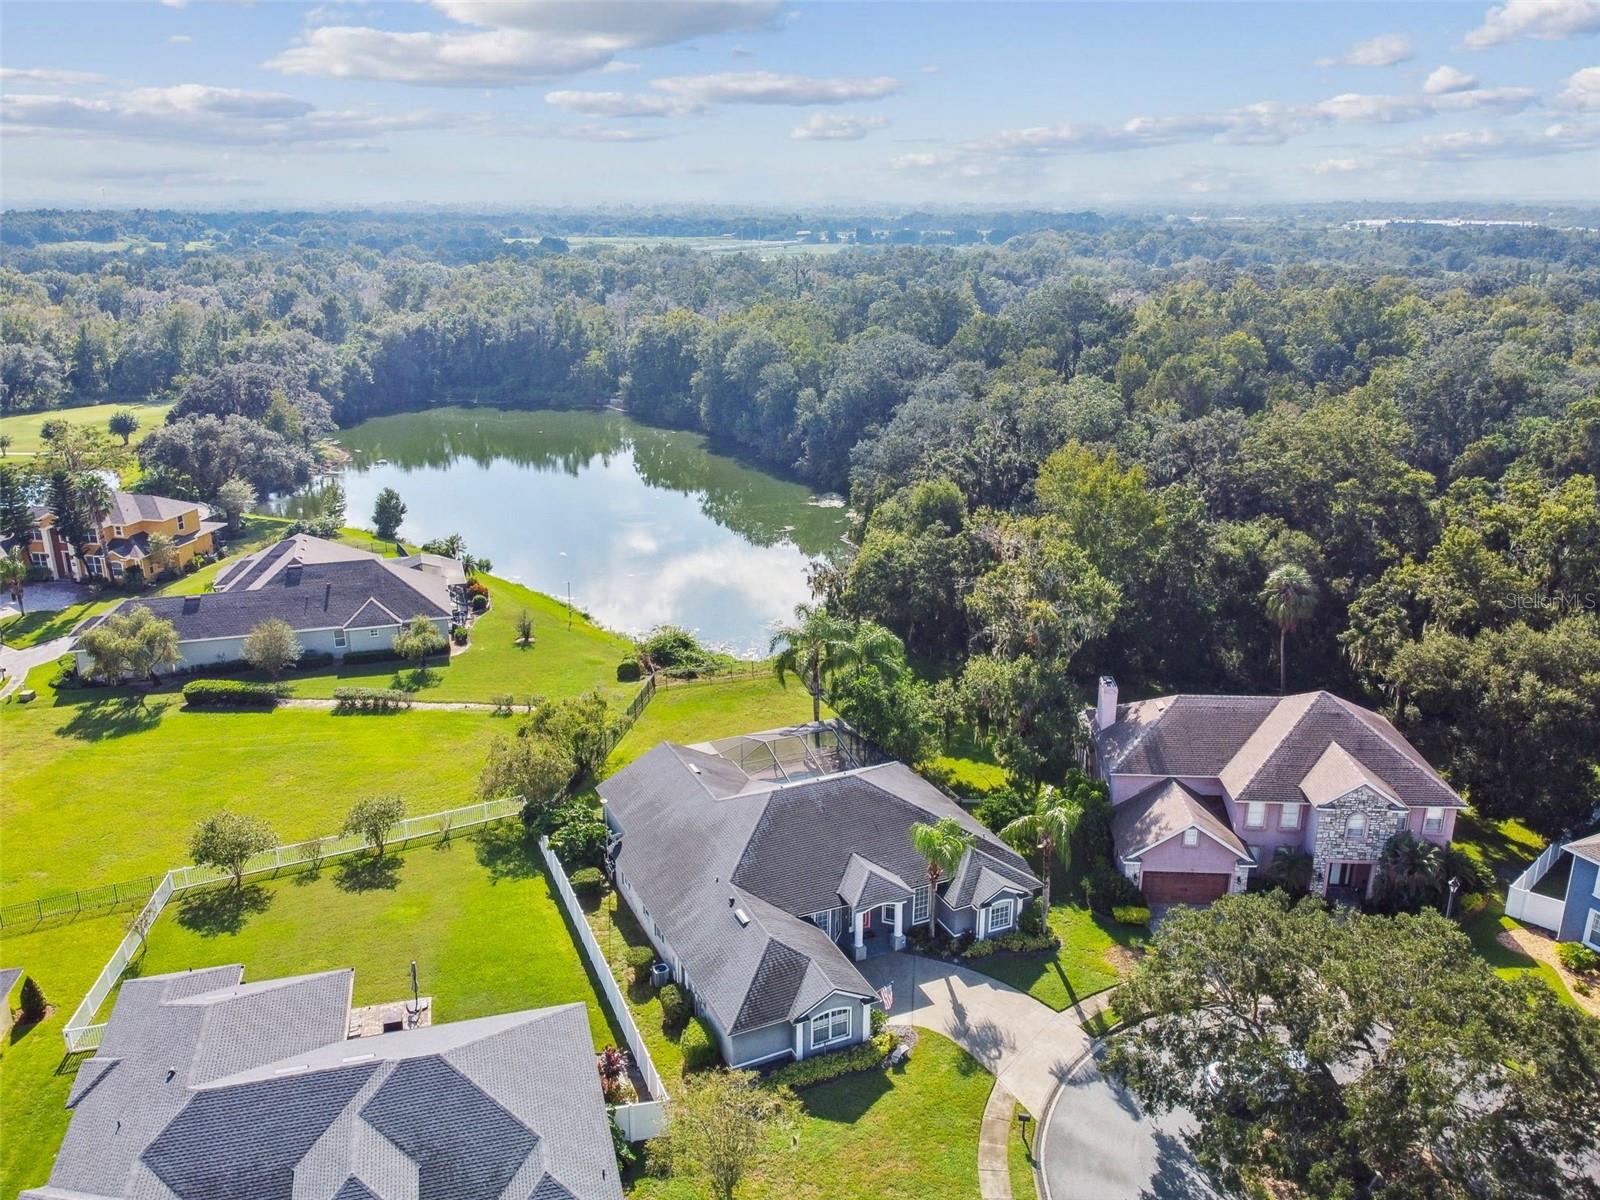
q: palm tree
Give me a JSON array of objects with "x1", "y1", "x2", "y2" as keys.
[
  {"x1": 770, "y1": 603, "x2": 856, "y2": 724},
  {"x1": 999, "y1": 784, "x2": 1082, "y2": 913},
  {"x1": 0, "y1": 548, "x2": 27, "y2": 618},
  {"x1": 837, "y1": 619, "x2": 906, "y2": 687},
  {"x1": 908, "y1": 816, "x2": 974, "y2": 933},
  {"x1": 1260, "y1": 563, "x2": 1317, "y2": 695}
]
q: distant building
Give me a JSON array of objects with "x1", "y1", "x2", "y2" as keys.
[
  {"x1": 74, "y1": 534, "x2": 459, "y2": 677},
  {"x1": 24, "y1": 966, "x2": 622, "y2": 1200},
  {"x1": 20, "y1": 492, "x2": 221, "y2": 584}
]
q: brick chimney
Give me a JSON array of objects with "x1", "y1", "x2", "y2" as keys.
[{"x1": 1096, "y1": 676, "x2": 1118, "y2": 731}]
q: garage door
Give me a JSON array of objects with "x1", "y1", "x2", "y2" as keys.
[{"x1": 1140, "y1": 871, "x2": 1230, "y2": 904}]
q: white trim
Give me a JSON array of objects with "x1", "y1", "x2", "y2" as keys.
[
  {"x1": 1182, "y1": 828, "x2": 1199, "y2": 847},
  {"x1": 1124, "y1": 822, "x2": 1252, "y2": 864},
  {"x1": 810, "y1": 1006, "x2": 851, "y2": 1049},
  {"x1": 730, "y1": 1044, "x2": 799, "y2": 1071},
  {"x1": 1422, "y1": 807, "x2": 1445, "y2": 835},
  {"x1": 1279, "y1": 803, "x2": 1302, "y2": 831},
  {"x1": 988, "y1": 898, "x2": 1015, "y2": 933},
  {"x1": 1243, "y1": 802, "x2": 1266, "y2": 830},
  {"x1": 1345, "y1": 812, "x2": 1368, "y2": 837},
  {"x1": 912, "y1": 885, "x2": 929, "y2": 925},
  {"x1": 1585, "y1": 909, "x2": 1600, "y2": 953}
]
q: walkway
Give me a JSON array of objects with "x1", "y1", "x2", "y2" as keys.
[
  {"x1": 0, "y1": 635, "x2": 75, "y2": 698},
  {"x1": 276, "y1": 696, "x2": 502, "y2": 713},
  {"x1": 860, "y1": 953, "x2": 1091, "y2": 1200}
]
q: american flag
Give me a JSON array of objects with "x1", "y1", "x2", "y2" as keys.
[{"x1": 877, "y1": 983, "x2": 894, "y2": 1012}]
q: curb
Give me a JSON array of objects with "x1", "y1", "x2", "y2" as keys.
[{"x1": 1033, "y1": 1037, "x2": 1105, "y2": 1200}]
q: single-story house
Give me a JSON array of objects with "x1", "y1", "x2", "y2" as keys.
[
  {"x1": 1553, "y1": 833, "x2": 1600, "y2": 952},
  {"x1": 74, "y1": 535, "x2": 455, "y2": 677},
  {"x1": 24, "y1": 965, "x2": 622, "y2": 1200},
  {"x1": 20, "y1": 492, "x2": 221, "y2": 583},
  {"x1": 1081, "y1": 677, "x2": 1463, "y2": 905},
  {"x1": 598, "y1": 725, "x2": 1041, "y2": 1070}
]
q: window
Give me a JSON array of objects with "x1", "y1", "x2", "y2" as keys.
[
  {"x1": 811, "y1": 1007, "x2": 850, "y2": 1047},
  {"x1": 369, "y1": 628, "x2": 380, "y2": 638},
  {"x1": 29, "y1": 527, "x2": 42, "y2": 542},
  {"x1": 1182, "y1": 828, "x2": 1199, "y2": 847},
  {"x1": 1585, "y1": 909, "x2": 1600, "y2": 953},
  {"x1": 1279, "y1": 803, "x2": 1301, "y2": 831},
  {"x1": 86, "y1": 557, "x2": 104, "y2": 578},
  {"x1": 988, "y1": 898, "x2": 1015, "y2": 933},
  {"x1": 1244, "y1": 802, "x2": 1267, "y2": 830},
  {"x1": 112, "y1": 524, "x2": 123, "y2": 538},
  {"x1": 1345, "y1": 812, "x2": 1367, "y2": 837},
  {"x1": 912, "y1": 885, "x2": 930, "y2": 925},
  {"x1": 812, "y1": 910, "x2": 833, "y2": 937},
  {"x1": 109, "y1": 562, "x2": 124, "y2": 579},
  {"x1": 1422, "y1": 807, "x2": 1445, "y2": 835},
  {"x1": 29, "y1": 552, "x2": 48, "y2": 568},
  {"x1": 176, "y1": 514, "x2": 186, "y2": 532},
  {"x1": 334, "y1": 629, "x2": 347, "y2": 648},
  {"x1": 1249, "y1": 845, "x2": 1263, "y2": 863}
]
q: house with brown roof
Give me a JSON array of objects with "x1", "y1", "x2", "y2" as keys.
[
  {"x1": 23, "y1": 491, "x2": 221, "y2": 584},
  {"x1": 1082, "y1": 677, "x2": 1463, "y2": 905}
]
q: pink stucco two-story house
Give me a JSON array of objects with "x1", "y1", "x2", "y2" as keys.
[{"x1": 1080, "y1": 678, "x2": 1462, "y2": 905}]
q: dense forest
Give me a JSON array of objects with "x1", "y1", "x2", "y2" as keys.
[{"x1": 2, "y1": 210, "x2": 1597, "y2": 835}]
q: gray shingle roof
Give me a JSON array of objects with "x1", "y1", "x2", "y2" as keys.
[
  {"x1": 27, "y1": 972, "x2": 621, "y2": 1200},
  {"x1": 1110, "y1": 779, "x2": 1252, "y2": 863},
  {"x1": 81, "y1": 536, "x2": 450, "y2": 645},
  {"x1": 1565, "y1": 833, "x2": 1600, "y2": 867},
  {"x1": 601, "y1": 739, "x2": 1040, "y2": 1038},
  {"x1": 1095, "y1": 691, "x2": 1461, "y2": 811}
]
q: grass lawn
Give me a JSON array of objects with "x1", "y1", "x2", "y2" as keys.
[
  {"x1": 585, "y1": 887, "x2": 688, "y2": 1081},
  {"x1": 965, "y1": 862, "x2": 1146, "y2": 1011},
  {"x1": 1461, "y1": 896, "x2": 1576, "y2": 1004},
  {"x1": 0, "y1": 908, "x2": 132, "y2": 1199},
  {"x1": 0, "y1": 599, "x2": 115, "y2": 650},
  {"x1": 627, "y1": 1032, "x2": 993, "y2": 1200},
  {"x1": 0, "y1": 399, "x2": 173, "y2": 456},
  {"x1": 0, "y1": 687, "x2": 505, "y2": 900},
  {"x1": 1009, "y1": 1105, "x2": 1040, "y2": 1200},
  {"x1": 927, "y1": 725, "x2": 1009, "y2": 796},
  {"x1": 602, "y1": 675, "x2": 824, "y2": 776},
  {"x1": 115, "y1": 824, "x2": 623, "y2": 1049},
  {"x1": 1450, "y1": 809, "x2": 1548, "y2": 887}
]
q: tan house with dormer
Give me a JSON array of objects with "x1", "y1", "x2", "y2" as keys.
[{"x1": 24, "y1": 492, "x2": 222, "y2": 584}]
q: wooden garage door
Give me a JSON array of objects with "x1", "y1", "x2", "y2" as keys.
[{"x1": 1140, "y1": 871, "x2": 1230, "y2": 904}]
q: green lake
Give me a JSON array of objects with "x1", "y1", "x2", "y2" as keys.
[{"x1": 272, "y1": 407, "x2": 850, "y2": 655}]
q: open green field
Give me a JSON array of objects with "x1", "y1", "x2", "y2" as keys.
[
  {"x1": 601, "y1": 674, "x2": 823, "y2": 775},
  {"x1": 627, "y1": 1032, "x2": 992, "y2": 1200},
  {"x1": 0, "y1": 686, "x2": 504, "y2": 900},
  {"x1": 0, "y1": 400, "x2": 173, "y2": 456}
]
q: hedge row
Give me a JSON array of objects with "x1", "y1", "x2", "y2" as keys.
[
  {"x1": 960, "y1": 930, "x2": 1059, "y2": 959},
  {"x1": 181, "y1": 680, "x2": 283, "y2": 708},
  {"x1": 332, "y1": 687, "x2": 413, "y2": 712},
  {"x1": 339, "y1": 647, "x2": 405, "y2": 666},
  {"x1": 681, "y1": 1017, "x2": 719, "y2": 1071},
  {"x1": 764, "y1": 1032, "x2": 895, "y2": 1091}
]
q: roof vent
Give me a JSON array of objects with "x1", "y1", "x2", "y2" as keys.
[
  {"x1": 273, "y1": 1063, "x2": 311, "y2": 1075},
  {"x1": 733, "y1": 907, "x2": 751, "y2": 927}
]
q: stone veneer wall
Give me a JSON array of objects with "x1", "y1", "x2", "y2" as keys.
[{"x1": 1311, "y1": 784, "x2": 1409, "y2": 894}]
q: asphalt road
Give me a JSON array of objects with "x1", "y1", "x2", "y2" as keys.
[{"x1": 1039, "y1": 1045, "x2": 1220, "y2": 1200}]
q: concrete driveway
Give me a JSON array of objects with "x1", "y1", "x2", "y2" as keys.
[
  {"x1": 858, "y1": 952, "x2": 1089, "y2": 1119},
  {"x1": 0, "y1": 579, "x2": 94, "y2": 619},
  {"x1": 1039, "y1": 1044, "x2": 1218, "y2": 1200},
  {"x1": 0, "y1": 634, "x2": 76, "y2": 697}
]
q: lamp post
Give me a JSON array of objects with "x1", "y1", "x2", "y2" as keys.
[{"x1": 1445, "y1": 876, "x2": 1461, "y2": 919}]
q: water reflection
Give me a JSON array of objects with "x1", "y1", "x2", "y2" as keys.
[{"x1": 267, "y1": 407, "x2": 849, "y2": 655}]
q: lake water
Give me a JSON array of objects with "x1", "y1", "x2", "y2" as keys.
[{"x1": 268, "y1": 407, "x2": 850, "y2": 656}]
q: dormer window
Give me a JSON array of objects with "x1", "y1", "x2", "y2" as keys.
[
  {"x1": 1182, "y1": 828, "x2": 1199, "y2": 847},
  {"x1": 176, "y1": 514, "x2": 186, "y2": 532},
  {"x1": 112, "y1": 525, "x2": 123, "y2": 538}
]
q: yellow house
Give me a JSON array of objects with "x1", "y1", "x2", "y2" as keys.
[{"x1": 25, "y1": 492, "x2": 222, "y2": 583}]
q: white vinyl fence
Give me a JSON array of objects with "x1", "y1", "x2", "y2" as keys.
[
  {"x1": 62, "y1": 798, "x2": 524, "y2": 1053},
  {"x1": 539, "y1": 836, "x2": 667, "y2": 1141},
  {"x1": 1504, "y1": 841, "x2": 1566, "y2": 933}
]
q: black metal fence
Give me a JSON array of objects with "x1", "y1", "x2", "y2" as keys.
[{"x1": 0, "y1": 875, "x2": 160, "y2": 930}]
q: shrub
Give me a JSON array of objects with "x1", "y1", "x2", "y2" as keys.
[
  {"x1": 331, "y1": 687, "x2": 413, "y2": 712},
  {"x1": 659, "y1": 983, "x2": 690, "y2": 1032},
  {"x1": 549, "y1": 804, "x2": 609, "y2": 869},
  {"x1": 181, "y1": 679, "x2": 281, "y2": 708},
  {"x1": 1017, "y1": 897, "x2": 1046, "y2": 936},
  {"x1": 471, "y1": 593, "x2": 489, "y2": 613},
  {"x1": 1557, "y1": 942, "x2": 1600, "y2": 975},
  {"x1": 18, "y1": 976, "x2": 47, "y2": 1024},
  {"x1": 962, "y1": 937, "x2": 998, "y2": 959},
  {"x1": 339, "y1": 647, "x2": 404, "y2": 666},
  {"x1": 1458, "y1": 891, "x2": 1489, "y2": 916},
  {"x1": 616, "y1": 658, "x2": 642, "y2": 683},
  {"x1": 680, "y1": 1016, "x2": 720, "y2": 1071},
  {"x1": 764, "y1": 1032, "x2": 894, "y2": 1090},
  {"x1": 1113, "y1": 905, "x2": 1152, "y2": 927},
  {"x1": 465, "y1": 578, "x2": 490, "y2": 599},
  {"x1": 570, "y1": 866, "x2": 606, "y2": 895},
  {"x1": 870, "y1": 1006, "x2": 887, "y2": 1035},
  {"x1": 974, "y1": 788, "x2": 1031, "y2": 837},
  {"x1": 1084, "y1": 861, "x2": 1145, "y2": 913},
  {"x1": 626, "y1": 945, "x2": 656, "y2": 973}
]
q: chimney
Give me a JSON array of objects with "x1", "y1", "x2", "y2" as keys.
[{"x1": 1096, "y1": 676, "x2": 1118, "y2": 731}]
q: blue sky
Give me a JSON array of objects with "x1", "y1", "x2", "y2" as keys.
[{"x1": 1, "y1": 1, "x2": 1596, "y2": 208}]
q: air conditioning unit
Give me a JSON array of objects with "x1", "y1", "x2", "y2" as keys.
[{"x1": 649, "y1": 962, "x2": 672, "y2": 989}]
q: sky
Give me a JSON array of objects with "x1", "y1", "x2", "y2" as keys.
[{"x1": 1, "y1": 0, "x2": 1597, "y2": 209}]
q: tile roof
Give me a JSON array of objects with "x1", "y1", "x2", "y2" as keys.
[
  {"x1": 1111, "y1": 779, "x2": 1252, "y2": 863},
  {"x1": 80, "y1": 536, "x2": 450, "y2": 645},
  {"x1": 27, "y1": 972, "x2": 621, "y2": 1200},
  {"x1": 600, "y1": 736, "x2": 1040, "y2": 1038},
  {"x1": 1095, "y1": 691, "x2": 1461, "y2": 811}
]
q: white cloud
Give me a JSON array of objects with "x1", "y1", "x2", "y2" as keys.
[
  {"x1": 0, "y1": 67, "x2": 110, "y2": 85},
  {"x1": 1462, "y1": 0, "x2": 1600, "y2": 48},
  {"x1": 167, "y1": 35, "x2": 194, "y2": 46},
  {"x1": 651, "y1": 70, "x2": 900, "y2": 106},
  {"x1": 1312, "y1": 156, "x2": 1378, "y2": 174},
  {"x1": 0, "y1": 84, "x2": 455, "y2": 148},
  {"x1": 267, "y1": 1, "x2": 780, "y2": 87},
  {"x1": 1557, "y1": 65, "x2": 1600, "y2": 108},
  {"x1": 1312, "y1": 86, "x2": 1535, "y2": 122},
  {"x1": 1423, "y1": 65, "x2": 1478, "y2": 94},
  {"x1": 790, "y1": 113, "x2": 886, "y2": 141},
  {"x1": 1316, "y1": 32, "x2": 1415, "y2": 68},
  {"x1": 556, "y1": 123, "x2": 667, "y2": 142},
  {"x1": 599, "y1": 60, "x2": 640, "y2": 74},
  {"x1": 1385, "y1": 121, "x2": 1600, "y2": 161},
  {"x1": 545, "y1": 90, "x2": 695, "y2": 117}
]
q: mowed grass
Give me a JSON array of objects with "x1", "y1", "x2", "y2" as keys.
[
  {"x1": 119, "y1": 824, "x2": 623, "y2": 1049},
  {"x1": 602, "y1": 674, "x2": 824, "y2": 776},
  {"x1": 0, "y1": 690, "x2": 504, "y2": 900},
  {"x1": 0, "y1": 399, "x2": 173, "y2": 456},
  {"x1": 1009, "y1": 1105, "x2": 1040, "y2": 1200},
  {"x1": 0, "y1": 908, "x2": 132, "y2": 1199},
  {"x1": 0, "y1": 599, "x2": 114, "y2": 650},
  {"x1": 627, "y1": 1032, "x2": 992, "y2": 1200}
]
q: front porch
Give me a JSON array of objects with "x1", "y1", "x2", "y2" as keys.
[
  {"x1": 847, "y1": 900, "x2": 908, "y2": 961},
  {"x1": 1323, "y1": 860, "x2": 1373, "y2": 905}
]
